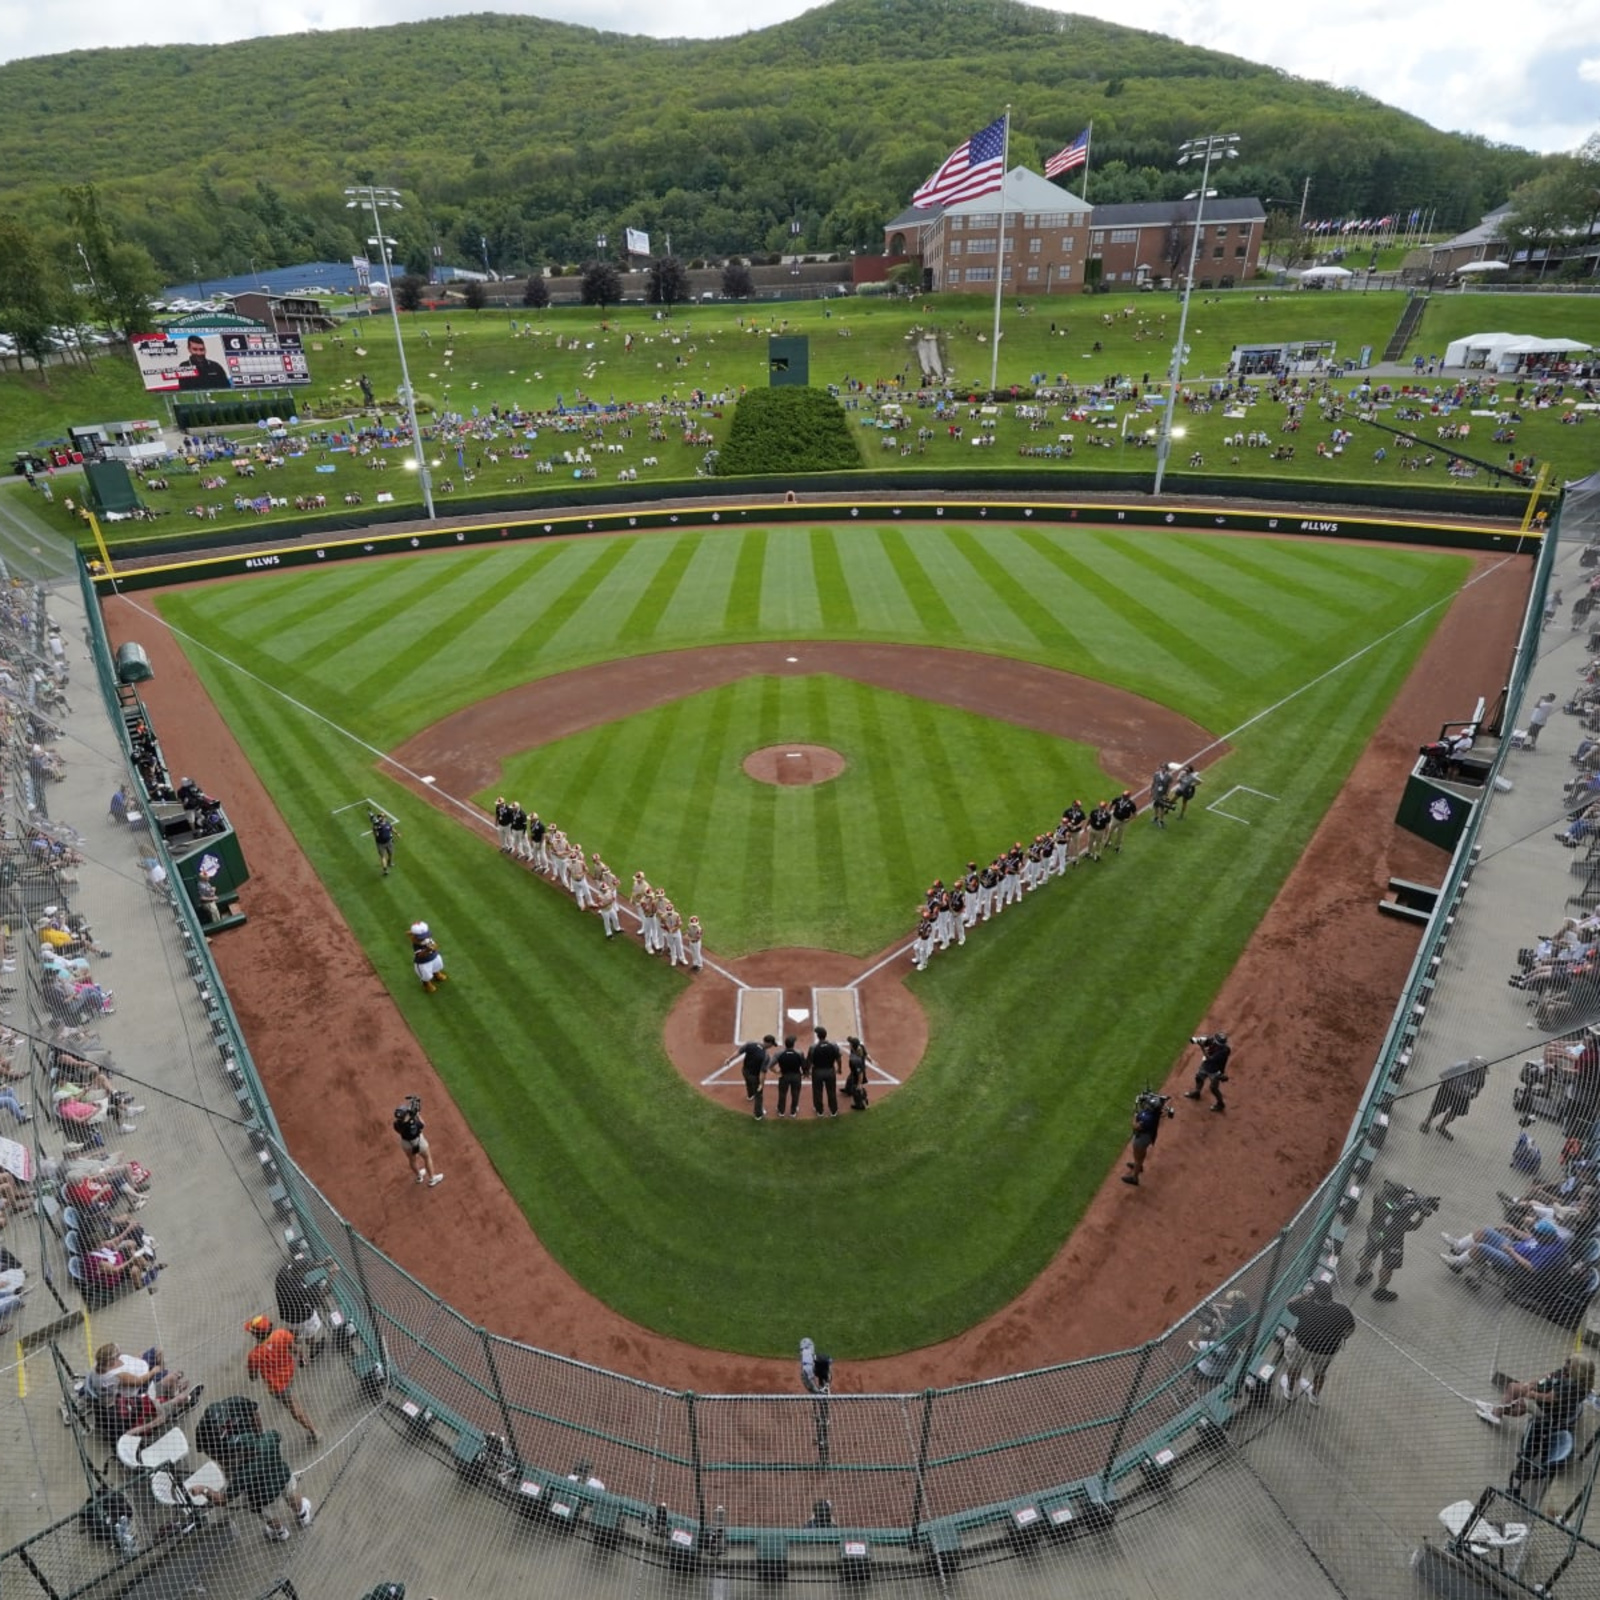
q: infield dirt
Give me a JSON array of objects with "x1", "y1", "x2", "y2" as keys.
[{"x1": 102, "y1": 543, "x2": 1526, "y2": 1392}]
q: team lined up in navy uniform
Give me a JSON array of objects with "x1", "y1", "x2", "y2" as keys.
[{"x1": 910, "y1": 764, "x2": 1202, "y2": 972}]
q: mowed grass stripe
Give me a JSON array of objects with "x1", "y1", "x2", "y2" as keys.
[
  {"x1": 1193, "y1": 534, "x2": 1395, "y2": 622},
  {"x1": 912, "y1": 527, "x2": 1048, "y2": 651},
  {"x1": 831, "y1": 527, "x2": 924, "y2": 638},
  {"x1": 474, "y1": 539, "x2": 595, "y2": 685},
  {"x1": 1016, "y1": 532, "x2": 1233, "y2": 716},
  {"x1": 662, "y1": 684, "x2": 745, "y2": 920},
  {"x1": 758, "y1": 526, "x2": 826, "y2": 635},
  {"x1": 809, "y1": 528, "x2": 858, "y2": 637},
  {"x1": 944, "y1": 527, "x2": 1079, "y2": 658},
  {"x1": 878, "y1": 526, "x2": 961, "y2": 638},
  {"x1": 722, "y1": 527, "x2": 768, "y2": 635},
  {"x1": 535, "y1": 535, "x2": 658, "y2": 664},
  {"x1": 615, "y1": 533, "x2": 700, "y2": 649},
  {"x1": 655, "y1": 529, "x2": 743, "y2": 644}
]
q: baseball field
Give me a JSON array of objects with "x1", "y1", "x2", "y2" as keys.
[{"x1": 138, "y1": 517, "x2": 1477, "y2": 1358}]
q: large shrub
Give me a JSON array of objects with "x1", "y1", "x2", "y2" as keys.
[{"x1": 716, "y1": 387, "x2": 861, "y2": 476}]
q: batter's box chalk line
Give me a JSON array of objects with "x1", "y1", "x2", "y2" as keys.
[{"x1": 1206, "y1": 785, "x2": 1279, "y2": 827}]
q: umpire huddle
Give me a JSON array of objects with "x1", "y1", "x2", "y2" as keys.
[
  {"x1": 726, "y1": 1030, "x2": 874, "y2": 1120},
  {"x1": 910, "y1": 764, "x2": 1201, "y2": 970}
]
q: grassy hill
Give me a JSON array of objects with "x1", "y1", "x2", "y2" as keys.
[{"x1": 0, "y1": 0, "x2": 1540, "y2": 277}]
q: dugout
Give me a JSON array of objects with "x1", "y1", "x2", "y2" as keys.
[{"x1": 1229, "y1": 341, "x2": 1336, "y2": 378}]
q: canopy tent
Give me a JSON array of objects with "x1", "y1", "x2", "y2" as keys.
[
  {"x1": 1454, "y1": 259, "x2": 1508, "y2": 274},
  {"x1": 1300, "y1": 266, "x2": 1353, "y2": 279},
  {"x1": 1442, "y1": 331, "x2": 1521, "y2": 369},
  {"x1": 1503, "y1": 336, "x2": 1592, "y2": 355}
]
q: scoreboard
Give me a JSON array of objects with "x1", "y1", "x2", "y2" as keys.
[{"x1": 133, "y1": 328, "x2": 312, "y2": 393}]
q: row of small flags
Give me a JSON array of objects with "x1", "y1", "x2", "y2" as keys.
[{"x1": 1306, "y1": 211, "x2": 1424, "y2": 234}]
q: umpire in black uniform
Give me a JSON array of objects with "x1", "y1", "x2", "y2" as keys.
[
  {"x1": 809, "y1": 1027, "x2": 842, "y2": 1117},
  {"x1": 723, "y1": 1036, "x2": 775, "y2": 1120},
  {"x1": 774, "y1": 1036, "x2": 807, "y2": 1119}
]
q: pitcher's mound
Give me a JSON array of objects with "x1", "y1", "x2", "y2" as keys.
[{"x1": 743, "y1": 744, "x2": 845, "y2": 787}]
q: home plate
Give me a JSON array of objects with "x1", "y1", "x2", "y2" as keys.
[{"x1": 422, "y1": 776, "x2": 436, "y2": 785}]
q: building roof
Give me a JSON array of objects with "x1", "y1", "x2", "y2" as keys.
[
  {"x1": 888, "y1": 167, "x2": 1091, "y2": 229},
  {"x1": 1087, "y1": 198, "x2": 1266, "y2": 227}
]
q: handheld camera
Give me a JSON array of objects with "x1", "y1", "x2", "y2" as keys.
[{"x1": 1136, "y1": 1090, "x2": 1176, "y2": 1120}]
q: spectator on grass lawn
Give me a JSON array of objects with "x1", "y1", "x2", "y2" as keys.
[
  {"x1": 244, "y1": 1316, "x2": 318, "y2": 1440},
  {"x1": 1278, "y1": 1283, "x2": 1356, "y2": 1406}
]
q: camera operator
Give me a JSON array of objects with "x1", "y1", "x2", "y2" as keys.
[
  {"x1": 1122, "y1": 1091, "x2": 1171, "y2": 1186},
  {"x1": 1352, "y1": 1180, "x2": 1439, "y2": 1302},
  {"x1": 1183, "y1": 1032, "x2": 1232, "y2": 1113},
  {"x1": 393, "y1": 1096, "x2": 444, "y2": 1188},
  {"x1": 370, "y1": 811, "x2": 396, "y2": 876}
]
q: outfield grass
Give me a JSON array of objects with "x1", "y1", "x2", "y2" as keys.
[{"x1": 156, "y1": 521, "x2": 1471, "y2": 1355}]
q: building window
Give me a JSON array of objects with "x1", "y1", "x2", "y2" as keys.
[
  {"x1": 1091, "y1": 231, "x2": 1104, "y2": 246},
  {"x1": 1057, "y1": 262, "x2": 1072, "y2": 281},
  {"x1": 1023, "y1": 214, "x2": 1038, "y2": 228},
  {"x1": 1028, "y1": 236, "x2": 1042, "y2": 253},
  {"x1": 949, "y1": 241, "x2": 961, "y2": 255},
  {"x1": 949, "y1": 217, "x2": 963, "y2": 230},
  {"x1": 965, "y1": 237, "x2": 997, "y2": 254},
  {"x1": 1060, "y1": 236, "x2": 1074, "y2": 251},
  {"x1": 947, "y1": 268, "x2": 961, "y2": 283},
  {"x1": 1234, "y1": 244, "x2": 1248, "y2": 257},
  {"x1": 1110, "y1": 229, "x2": 1138, "y2": 244},
  {"x1": 1039, "y1": 212, "x2": 1070, "y2": 226},
  {"x1": 968, "y1": 213, "x2": 998, "y2": 228},
  {"x1": 1214, "y1": 225, "x2": 1227, "y2": 238},
  {"x1": 966, "y1": 265, "x2": 995, "y2": 283},
  {"x1": 1212, "y1": 245, "x2": 1225, "y2": 259},
  {"x1": 1026, "y1": 265, "x2": 1040, "y2": 281},
  {"x1": 1238, "y1": 224, "x2": 1251, "y2": 236}
]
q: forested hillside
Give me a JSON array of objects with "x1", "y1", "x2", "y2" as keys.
[{"x1": 0, "y1": 0, "x2": 1541, "y2": 277}]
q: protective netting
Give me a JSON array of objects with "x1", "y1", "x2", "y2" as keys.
[{"x1": 1, "y1": 513, "x2": 1598, "y2": 1599}]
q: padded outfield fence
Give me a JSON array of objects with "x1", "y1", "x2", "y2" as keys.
[{"x1": 4, "y1": 497, "x2": 1599, "y2": 1600}]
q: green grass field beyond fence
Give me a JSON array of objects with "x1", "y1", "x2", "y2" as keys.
[
  {"x1": 9, "y1": 288, "x2": 1598, "y2": 552},
  {"x1": 162, "y1": 521, "x2": 1466, "y2": 1355}
]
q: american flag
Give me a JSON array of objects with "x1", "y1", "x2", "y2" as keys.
[
  {"x1": 912, "y1": 116, "x2": 1007, "y2": 209},
  {"x1": 1045, "y1": 128, "x2": 1090, "y2": 180}
]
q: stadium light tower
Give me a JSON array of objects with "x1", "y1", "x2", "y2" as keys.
[
  {"x1": 1153, "y1": 134, "x2": 1239, "y2": 497},
  {"x1": 344, "y1": 184, "x2": 435, "y2": 521}
]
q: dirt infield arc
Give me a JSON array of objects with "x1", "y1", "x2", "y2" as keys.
[{"x1": 103, "y1": 549, "x2": 1524, "y2": 1394}]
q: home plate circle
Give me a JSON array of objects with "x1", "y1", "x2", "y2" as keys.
[{"x1": 742, "y1": 744, "x2": 846, "y2": 787}]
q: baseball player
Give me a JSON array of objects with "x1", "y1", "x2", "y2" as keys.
[
  {"x1": 1086, "y1": 801, "x2": 1112, "y2": 860},
  {"x1": 569, "y1": 846, "x2": 594, "y2": 909},
  {"x1": 911, "y1": 908, "x2": 936, "y2": 971},
  {"x1": 684, "y1": 916, "x2": 704, "y2": 971},
  {"x1": 507, "y1": 801, "x2": 528, "y2": 860},
  {"x1": 493, "y1": 797, "x2": 513, "y2": 852},
  {"x1": 593, "y1": 878, "x2": 621, "y2": 938}
]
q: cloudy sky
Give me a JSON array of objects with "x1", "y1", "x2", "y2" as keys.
[{"x1": 0, "y1": 0, "x2": 1593, "y2": 155}]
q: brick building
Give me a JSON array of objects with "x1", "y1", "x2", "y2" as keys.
[
  {"x1": 1083, "y1": 198, "x2": 1265, "y2": 290},
  {"x1": 885, "y1": 177, "x2": 1265, "y2": 294},
  {"x1": 884, "y1": 166, "x2": 1092, "y2": 294}
]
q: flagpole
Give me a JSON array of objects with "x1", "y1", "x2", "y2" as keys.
[
  {"x1": 1080, "y1": 120, "x2": 1093, "y2": 203},
  {"x1": 989, "y1": 106, "x2": 1011, "y2": 394}
]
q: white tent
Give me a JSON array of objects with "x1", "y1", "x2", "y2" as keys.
[
  {"x1": 1454, "y1": 258, "x2": 1508, "y2": 274},
  {"x1": 1300, "y1": 266, "x2": 1353, "y2": 280},
  {"x1": 1442, "y1": 331, "x2": 1521, "y2": 369},
  {"x1": 1494, "y1": 335, "x2": 1594, "y2": 372}
]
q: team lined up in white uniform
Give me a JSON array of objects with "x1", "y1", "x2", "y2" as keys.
[{"x1": 492, "y1": 797, "x2": 703, "y2": 968}]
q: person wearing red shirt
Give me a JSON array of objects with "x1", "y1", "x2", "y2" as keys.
[{"x1": 245, "y1": 1316, "x2": 317, "y2": 1440}]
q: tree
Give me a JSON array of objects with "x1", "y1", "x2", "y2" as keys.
[
  {"x1": 522, "y1": 274, "x2": 550, "y2": 309},
  {"x1": 646, "y1": 255, "x2": 690, "y2": 305},
  {"x1": 580, "y1": 259, "x2": 622, "y2": 310},
  {"x1": 721, "y1": 260, "x2": 753, "y2": 298},
  {"x1": 1163, "y1": 201, "x2": 1197, "y2": 281},
  {"x1": 60, "y1": 183, "x2": 159, "y2": 341},
  {"x1": 394, "y1": 273, "x2": 426, "y2": 312},
  {"x1": 461, "y1": 279, "x2": 487, "y2": 311},
  {"x1": 1501, "y1": 171, "x2": 1575, "y2": 279},
  {"x1": 0, "y1": 215, "x2": 62, "y2": 373}
]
